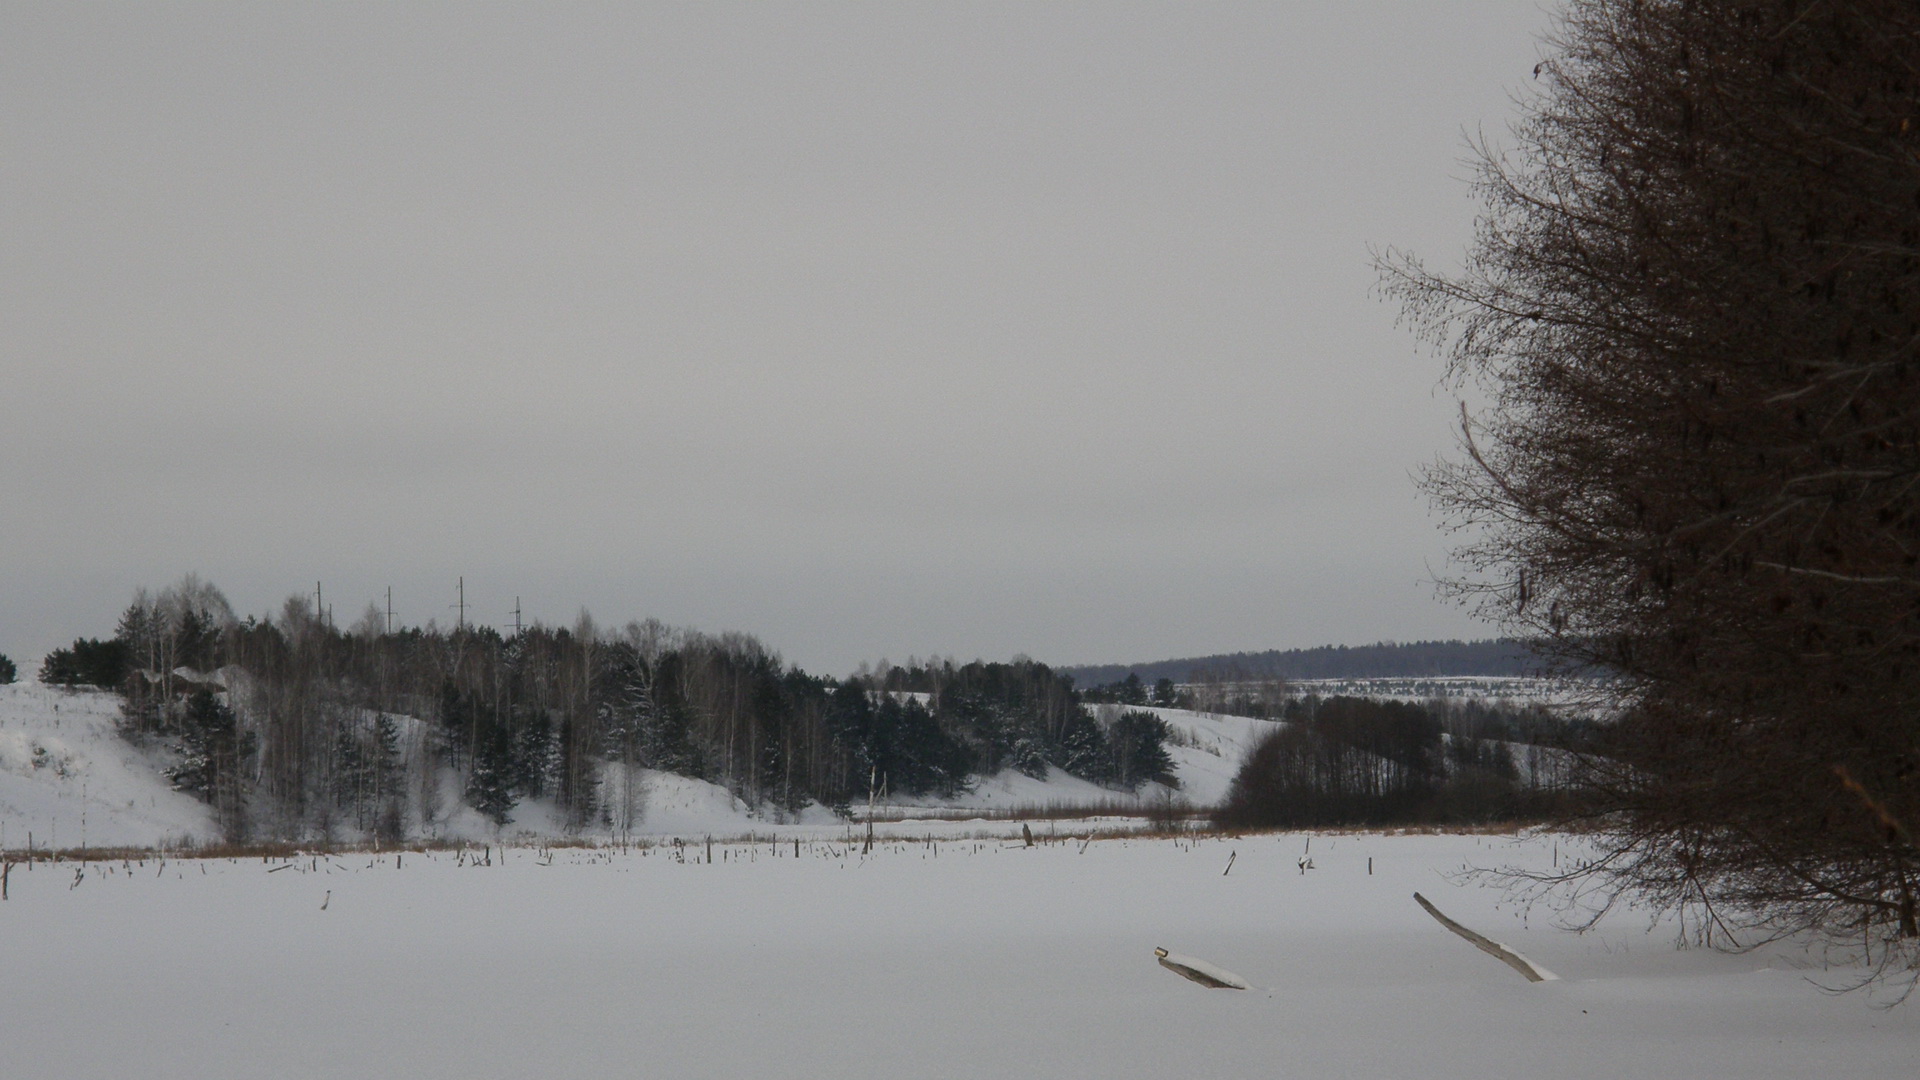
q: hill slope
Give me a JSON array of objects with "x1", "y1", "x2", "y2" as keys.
[
  {"x1": 0, "y1": 680, "x2": 1279, "y2": 849},
  {"x1": 0, "y1": 682, "x2": 216, "y2": 849}
]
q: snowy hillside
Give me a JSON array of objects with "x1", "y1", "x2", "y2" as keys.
[
  {"x1": 0, "y1": 681, "x2": 216, "y2": 849},
  {"x1": 875, "y1": 706, "x2": 1278, "y2": 817},
  {"x1": 0, "y1": 680, "x2": 1282, "y2": 850}
]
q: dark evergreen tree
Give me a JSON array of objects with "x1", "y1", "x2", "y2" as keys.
[
  {"x1": 1151, "y1": 678, "x2": 1177, "y2": 708},
  {"x1": 1008, "y1": 730, "x2": 1050, "y2": 780},
  {"x1": 1108, "y1": 710, "x2": 1178, "y2": 791},
  {"x1": 890, "y1": 697, "x2": 973, "y2": 798},
  {"x1": 466, "y1": 717, "x2": 519, "y2": 826},
  {"x1": 1055, "y1": 711, "x2": 1112, "y2": 784},
  {"x1": 513, "y1": 709, "x2": 557, "y2": 799},
  {"x1": 370, "y1": 713, "x2": 406, "y2": 841},
  {"x1": 167, "y1": 689, "x2": 252, "y2": 840},
  {"x1": 438, "y1": 679, "x2": 475, "y2": 768},
  {"x1": 0, "y1": 653, "x2": 15, "y2": 685},
  {"x1": 39, "y1": 638, "x2": 130, "y2": 688},
  {"x1": 330, "y1": 722, "x2": 372, "y2": 825}
]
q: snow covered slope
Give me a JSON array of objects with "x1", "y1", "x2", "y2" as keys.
[
  {"x1": 850, "y1": 707, "x2": 1277, "y2": 819},
  {"x1": 0, "y1": 681, "x2": 217, "y2": 850},
  {"x1": 1145, "y1": 706, "x2": 1279, "y2": 805},
  {"x1": 0, "y1": 685, "x2": 1278, "y2": 850}
]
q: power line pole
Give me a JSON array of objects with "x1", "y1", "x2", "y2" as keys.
[
  {"x1": 386, "y1": 586, "x2": 394, "y2": 635},
  {"x1": 455, "y1": 576, "x2": 467, "y2": 631},
  {"x1": 512, "y1": 597, "x2": 523, "y2": 638}
]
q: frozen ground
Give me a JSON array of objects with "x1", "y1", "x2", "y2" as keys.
[{"x1": 0, "y1": 831, "x2": 1911, "y2": 1079}]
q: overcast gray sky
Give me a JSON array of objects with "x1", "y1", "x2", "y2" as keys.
[{"x1": 2, "y1": 2, "x2": 1550, "y2": 675}]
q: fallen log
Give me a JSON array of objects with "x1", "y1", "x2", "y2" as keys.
[
  {"x1": 1154, "y1": 947, "x2": 1250, "y2": 989},
  {"x1": 1413, "y1": 892, "x2": 1558, "y2": 983}
]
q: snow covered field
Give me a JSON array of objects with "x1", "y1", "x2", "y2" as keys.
[{"x1": 1, "y1": 831, "x2": 1910, "y2": 1079}]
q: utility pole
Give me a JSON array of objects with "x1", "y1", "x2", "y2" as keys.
[
  {"x1": 512, "y1": 597, "x2": 523, "y2": 637},
  {"x1": 455, "y1": 576, "x2": 467, "y2": 631},
  {"x1": 386, "y1": 586, "x2": 394, "y2": 635},
  {"x1": 315, "y1": 581, "x2": 323, "y2": 622}
]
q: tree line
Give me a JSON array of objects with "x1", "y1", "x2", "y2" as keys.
[
  {"x1": 41, "y1": 577, "x2": 1176, "y2": 842},
  {"x1": 1064, "y1": 638, "x2": 1545, "y2": 689},
  {"x1": 1214, "y1": 695, "x2": 1585, "y2": 829}
]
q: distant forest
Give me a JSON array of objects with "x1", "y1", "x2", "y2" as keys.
[{"x1": 1064, "y1": 638, "x2": 1544, "y2": 688}]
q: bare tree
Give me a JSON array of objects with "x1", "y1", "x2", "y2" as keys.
[{"x1": 1382, "y1": 0, "x2": 1920, "y2": 948}]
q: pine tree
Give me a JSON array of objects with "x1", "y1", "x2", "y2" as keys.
[
  {"x1": 168, "y1": 689, "x2": 252, "y2": 841},
  {"x1": 465, "y1": 718, "x2": 519, "y2": 826},
  {"x1": 1152, "y1": 678, "x2": 1178, "y2": 708},
  {"x1": 370, "y1": 713, "x2": 406, "y2": 841},
  {"x1": 438, "y1": 679, "x2": 474, "y2": 769},
  {"x1": 331, "y1": 722, "x2": 372, "y2": 827},
  {"x1": 1056, "y1": 711, "x2": 1113, "y2": 785},
  {"x1": 513, "y1": 710, "x2": 557, "y2": 799},
  {"x1": 1109, "y1": 710, "x2": 1178, "y2": 791}
]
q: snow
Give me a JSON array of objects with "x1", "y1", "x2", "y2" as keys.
[
  {"x1": 0, "y1": 682, "x2": 216, "y2": 850},
  {"x1": 1155, "y1": 947, "x2": 1255, "y2": 989},
  {"x1": 1, "y1": 686, "x2": 1908, "y2": 1075},
  {"x1": 1143, "y1": 705, "x2": 1278, "y2": 805},
  {"x1": 875, "y1": 707, "x2": 1277, "y2": 818},
  {"x1": 0, "y1": 683, "x2": 1276, "y2": 846},
  {"x1": 0, "y1": 831, "x2": 1910, "y2": 1078},
  {"x1": 1290, "y1": 675, "x2": 1588, "y2": 707}
]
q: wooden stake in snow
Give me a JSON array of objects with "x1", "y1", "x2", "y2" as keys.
[
  {"x1": 1412, "y1": 893, "x2": 1558, "y2": 983},
  {"x1": 1154, "y1": 948, "x2": 1251, "y2": 990}
]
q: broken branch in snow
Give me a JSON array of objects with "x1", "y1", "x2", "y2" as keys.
[
  {"x1": 1154, "y1": 947, "x2": 1250, "y2": 990},
  {"x1": 1413, "y1": 892, "x2": 1558, "y2": 983}
]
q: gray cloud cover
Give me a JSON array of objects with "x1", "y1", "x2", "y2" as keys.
[{"x1": 1, "y1": 2, "x2": 1547, "y2": 673}]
